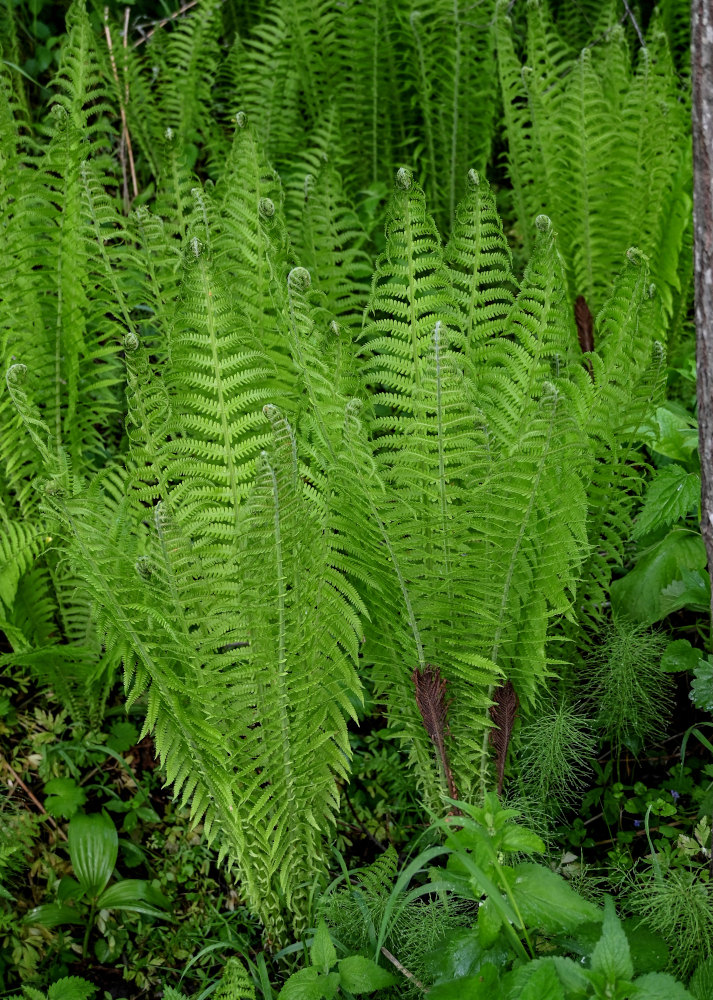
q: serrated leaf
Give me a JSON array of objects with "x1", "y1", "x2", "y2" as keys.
[
  {"x1": 633, "y1": 466, "x2": 700, "y2": 539},
  {"x1": 47, "y1": 977, "x2": 97, "y2": 1000},
  {"x1": 690, "y1": 658, "x2": 713, "y2": 712},
  {"x1": 428, "y1": 963, "x2": 504, "y2": 999},
  {"x1": 629, "y1": 971, "x2": 693, "y2": 999},
  {"x1": 499, "y1": 825, "x2": 545, "y2": 854},
  {"x1": 310, "y1": 919, "x2": 336, "y2": 973},
  {"x1": 337, "y1": 955, "x2": 396, "y2": 994},
  {"x1": 590, "y1": 898, "x2": 633, "y2": 985},
  {"x1": 106, "y1": 721, "x2": 139, "y2": 753},
  {"x1": 511, "y1": 863, "x2": 602, "y2": 934},
  {"x1": 550, "y1": 956, "x2": 591, "y2": 995},
  {"x1": 43, "y1": 778, "x2": 86, "y2": 820},
  {"x1": 661, "y1": 639, "x2": 702, "y2": 673},
  {"x1": 279, "y1": 967, "x2": 337, "y2": 1000},
  {"x1": 505, "y1": 960, "x2": 566, "y2": 1000}
]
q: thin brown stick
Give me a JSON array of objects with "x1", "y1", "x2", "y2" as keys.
[
  {"x1": 380, "y1": 947, "x2": 427, "y2": 991},
  {"x1": 104, "y1": 7, "x2": 138, "y2": 206},
  {"x1": 621, "y1": 0, "x2": 646, "y2": 50},
  {"x1": 1, "y1": 757, "x2": 67, "y2": 841},
  {"x1": 133, "y1": 0, "x2": 201, "y2": 46}
]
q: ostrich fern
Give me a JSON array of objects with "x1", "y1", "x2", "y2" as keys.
[{"x1": 0, "y1": 0, "x2": 681, "y2": 939}]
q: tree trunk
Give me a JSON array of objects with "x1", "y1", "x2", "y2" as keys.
[{"x1": 693, "y1": 1, "x2": 713, "y2": 630}]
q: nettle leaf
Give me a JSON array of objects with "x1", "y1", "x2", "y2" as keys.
[
  {"x1": 630, "y1": 971, "x2": 694, "y2": 999},
  {"x1": 661, "y1": 639, "x2": 702, "y2": 674},
  {"x1": 337, "y1": 956, "x2": 397, "y2": 994},
  {"x1": 511, "y1": 863, "x2": 602, "y2": 934},
  {"x1": 310, "y1": 920, "x2": 337, "y2": 973},
  {"x1": 590, "y1": 898, "x2": 633, "y2": 985},
  {"x1": 505, "y1": 960, "x2": 566, "y2": 1000},
  {"x1": 279, "y1": 967, "x2": 339, "y2": 1000},
  {"x1": 428, "y1": 963, "x2": 504, "y2": 999},
  {"x1": 633, "y1": 465, "x2": 700, "y2": 539},
  {"x1": 47, "y1": 978, "x2": 97, "y2": 1000},
  {"x1": 690, "y1": 658, "x2": 713, "y2": 712},
  {"x1": 43, "y1": 777, "x2": 86, "y2": 819}
]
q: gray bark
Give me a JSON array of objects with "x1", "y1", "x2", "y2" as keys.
[{"x1": 693, "y1": 1, "x2": 713, "y2": 628}]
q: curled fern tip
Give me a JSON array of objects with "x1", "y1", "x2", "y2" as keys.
[
  {"x1": 288, "y1": 267, "x2": 311, "y2": 291},
  {"x1": 259, "y1": 197, "x2": 275, "y2": 218},
  {"x1": 6, "y1": 363, "x2": 27, "y2": 385},
  {"x1": 396, "y1": 167, "x2": 413, "y2": 190}
]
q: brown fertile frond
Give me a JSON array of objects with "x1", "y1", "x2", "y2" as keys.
[
  {"x1": 488, "y1": 679, "x2": 519, "y2": 796},
  {"x1": 412, "y1": 665, "x2": 458, "y2": 801}
]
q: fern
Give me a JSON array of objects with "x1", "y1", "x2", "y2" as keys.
[{"x1": 496, "y1": 1, "x2": 691, "y2": 327}]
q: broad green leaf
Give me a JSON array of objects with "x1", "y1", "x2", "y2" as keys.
[
  {"x1": 633, "y1": 466, "x2": 700, "y2": 539},
  {"x1": 690, "y1": 658, "x2": 713, "y2": 712},
  {"x1": 610, "y1": 529, "x2": 707, "y2": 625},
  {"x1": 511, "y1": 863, "x2": 602, "y2": 934},
  {"x1": 310, "y1": 919, "x2": 336, "y2": 973},
  {"x1": 43, "y1": 777, "x2": 86, "y2": 819},
  {"x1": 622, "y1": 919, "x2": 669, "y2": 974},
  {"x1": 499, "y1": 825, "x2": 546, "y2": 855},
  {"x1": 68, "y1": 811, "x2": 118, "y2": 899},
  {"x1": 57, "y1": 876, "x2": 83, "y2": 902},
  {"x1": 106, "y1": 721, "x2": 139, "y2": 753},
  {"x1": 424, "y1": 931, "x2": 511, "y2": 984},
  {"x1": 24, "y1": 902, "x2": 85, "y2": 927},
  {"x1": 505, "y1": 960, "x2": 566, "y2": 1000},
  {"x1": 337, "y1": 956, "x2": 396, "y2": 993},
  {"x1": 645, "y1": 405, "x2": 699, "y2": 464},
  {"x1": 279, "y1": 967, "x2": 338, "y2": 1000},
  {"x1": 428, "y1": 963, "x2": 504, "y2": 999},
  {"x1": 97, "y1": 879, "x2": 170, "y2": 918},
  {"x1": 47, "y1": 978, "x2": 97, "y2": 1000},
  {"x1": 477, "y1": 894, "x2": 503, "y2": 947},
  {"x1": 660, "y1": 570, "x2": 711, "y2": 617},
  {"x1": 550, "y1": 957, "x2": 591, "y2": 996},
  {"x1": 660, "y1": 639, "x2": 702, "y2": 673},
  {"x1": 590, "y1": 898, "x2": 633, "y2": 985},
  {"x1": 629, "y1": 972, "x2": 693, "y2": 999}
]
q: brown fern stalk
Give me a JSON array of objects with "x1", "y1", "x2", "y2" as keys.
[
  {"x1": 575, "y1": 294, "x2": 594, "y2": 378},
  {"x1": 411, "y1": 665, "x2": 458, "y2": 801},
  {"x1": 489, "y1": 680, "x2": 519, "y2": 796}
]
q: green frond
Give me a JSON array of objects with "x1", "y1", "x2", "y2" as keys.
[
  {"x1": 165, "y1": 237, "x2": 274, "y2": 541},
  {"x1": 361, "y1": 170, "x2": 461, "y2": 400},
  {"x1": 402, "y1": 0, "x2": 499, "y2": 229},
  {"x1": 445, "y1": 169, "x2": 518, "y2": 356}
]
